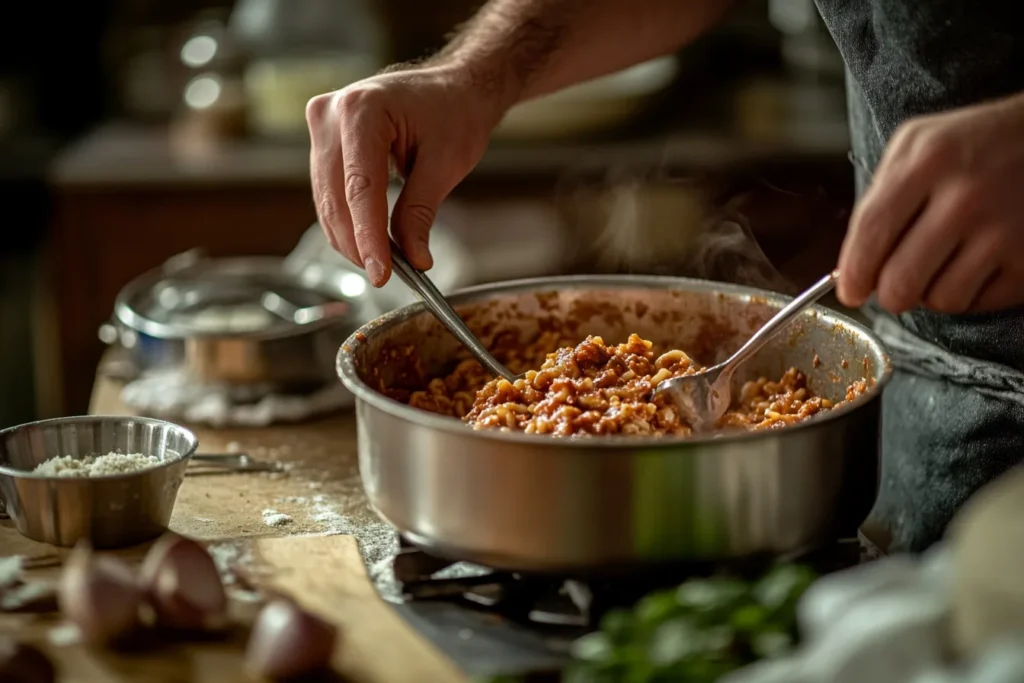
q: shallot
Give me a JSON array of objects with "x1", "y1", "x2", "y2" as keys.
[
  {"x1": 0, "y1": 636, "x2": 56, "y2": 683},
  {"x1": 245, "y1": 599, "x2": 337, "y2": 679},
  {"x1": 139, "y1": 533, "x2": 227, "y2": 631},
  {"x1": 57, "y1": 542, "x2": 142, "y2": 646}
]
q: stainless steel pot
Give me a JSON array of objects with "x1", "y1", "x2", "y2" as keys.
[
  {"x1": 104, "y1": 250, "x2": 379, "y2": 389},
  {"x1": 337, "y1": 276, "x2": 892, "y2": 573}
]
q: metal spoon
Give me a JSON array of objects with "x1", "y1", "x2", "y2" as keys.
[
  {"x1": 260, "y1": 292, "x2": 352, "y2": 325},
  {"x1": 654, "y1": 269, "x2": 840, "y2": 431},
  {"x1": 388, "y1": 238, "x2": 519, "y2": 382}
]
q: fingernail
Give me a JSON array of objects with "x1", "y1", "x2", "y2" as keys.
[{"x1": 364, "y1": 257, "x2": 387, "y2": 286}]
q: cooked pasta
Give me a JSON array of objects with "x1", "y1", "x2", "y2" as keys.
[{"x1": 396, "y1": 333, "x2": 866, "y2": 438}]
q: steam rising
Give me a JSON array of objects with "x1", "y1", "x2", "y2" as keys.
[
  {"x1": 684, "y1": 215, "x2": 797, "y2": 294},
  {"x1": 563, "y1": 170, "x2": 797, "y2": 294}
]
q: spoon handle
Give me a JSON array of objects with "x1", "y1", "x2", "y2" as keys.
[
  {"x1": 388, "y1": 239, "x2": 518, "y2": 382},
  {"x1": 719, "y1": 270, "x2": 840, "y2": 377}
]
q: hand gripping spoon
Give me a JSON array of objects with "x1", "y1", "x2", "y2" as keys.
[
  {"x1": 653, "y1": 270, "x2": 840, "y2": 432},
  {"x1": 388, "y1": 238, "x2": 519, "y2": 382}
]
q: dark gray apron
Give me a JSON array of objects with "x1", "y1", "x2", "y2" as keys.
[{"x1": 815, "y1": 0, "x2": 1024, "y2": 552}]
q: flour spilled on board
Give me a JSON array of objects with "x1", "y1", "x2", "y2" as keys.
[
  {"x1": 0, "y1": 556, "x2": 22, "y2": 590},
  {"x1": 261, "y1": 509, "x2": 293, "y2": 527},
  {"x1": 318, "y1": 494, "x2": 488, "y2": 601},
  {"x1": 207, "y1": 541, "x2": 262, "y2": 603},
  {"x1": 270, "y1": 492, "x2": 487, "y2": 603},
  {"x1": 212, "y1": 489, "x2": 483, "y2": 604},
  {"x1": 274, "y1": 492, "x2": 404, "y2": 601}
]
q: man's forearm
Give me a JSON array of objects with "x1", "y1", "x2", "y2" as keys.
[{"x1": 434, "y1": 0, "x2": 737, "y2": 107}]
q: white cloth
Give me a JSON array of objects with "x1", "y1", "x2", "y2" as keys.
[{"x1": 120, "y1": 369, "x2": 353, "y2": 428}]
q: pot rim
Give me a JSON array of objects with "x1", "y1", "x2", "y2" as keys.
[
  {"x1": 336, "y1": 274, "x2": 893, "y2": 449},
  {"x1": 114, "y1": 256, "x2": 366, "y2": 341}
]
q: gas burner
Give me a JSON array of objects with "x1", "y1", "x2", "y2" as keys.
[
  {"x1": 394, "y1": 542, "x2": 591, "y2": 628},
  {"x1": 392, "y1": 535, "x2": 881, "y2": 631}
]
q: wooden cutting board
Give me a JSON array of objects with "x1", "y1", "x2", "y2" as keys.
[{"x1": 1, "y1": 535, "x2": 467, "y2": 683}]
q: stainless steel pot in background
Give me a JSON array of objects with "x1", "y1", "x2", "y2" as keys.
[
  {"x1": 103, "y1": 249, "x2": 378, "y2": 390},
  {"x1": 338, "y1": 276, "x2": 891, "y2": 573}
]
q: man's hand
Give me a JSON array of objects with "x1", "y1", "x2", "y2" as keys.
[
  {"x1": 306, "y1": 0, "x2": 735, "y2": 287},
  {"x1": 837, "y1": 93, "x2": 1024, "y2": 314},
  {"x1": 306, "y1": 65, "x2": 506, "y2": 286}
]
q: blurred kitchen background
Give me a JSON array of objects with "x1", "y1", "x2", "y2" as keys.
[{"x1": 0, "y1": 0, "x2": 854, "y2": 425}]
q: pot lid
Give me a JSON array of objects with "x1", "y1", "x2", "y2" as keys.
[{"x1": 114, "y1": 252, "x2": 375, "y2": 339}]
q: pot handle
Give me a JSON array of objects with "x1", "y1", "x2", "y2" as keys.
[
  {"x1": 260, "y1": 292, "x2": 352, "y2": 325},
  {"x1": 162, "y1": 248, "x2": 207, "y2": 274}
]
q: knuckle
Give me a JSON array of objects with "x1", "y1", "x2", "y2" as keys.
[
  {"x1": 344, "y1": 169, "x2": 373, "y2": 203},
  {"x1": 316, "y1": 193, "x2": 342, "y2": 229},
  {"x1": 944, "y1": 182, "x2": 983, "y2": 225},
  {"x1": 914, "y1": 129, "x2": 956, "y2": 168},
  {"x1": 877, "y1": 288, "x2": 910, "y2": 313},
  {"x1": 890, "y1": 120, "x2": 925, "y2": 152},
  {"x1": 351, "y1": 220, "x2": 377, "y2": 246},
  {"x1": 336, "y1": 85, "x2": 381, "y2": 116},
  {"x1": 402, "y1": 202, "x2": 437, "y2": 230},
  {"x1": 849, "y1": 204, "x2": 886, "y2": 241},
  {"x1": 877, "y1": 273, "x2": 917, "y2": 312},
  {"x1": 305, "y1": 93, "x2": 331, "y2": 126},
  {"x1": 888, "y1": 119, "x2": 957, "y2": 174}
]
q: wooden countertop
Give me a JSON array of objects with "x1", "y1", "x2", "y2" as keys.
[
  {"x1": 0, "y1": 364, "x2": 466, "y2": 682},
  {"x1": 83, "y1": 371, "x2": 370, "y2": 544},
  {"x1": 1, "y1": 353, "x2": 893, "y2": 680}
]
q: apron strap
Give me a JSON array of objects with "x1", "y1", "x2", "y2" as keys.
[{"x1": 867, "y1": 306, "x2": 1024, "y2": 407}]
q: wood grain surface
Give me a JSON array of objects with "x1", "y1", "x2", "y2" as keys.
[
  {"x1": 0, "y1": 364, "x2": 465, "y2": 682},
  {"x1": 0, "y1": 537, "x2": 465, "y2": 682}
]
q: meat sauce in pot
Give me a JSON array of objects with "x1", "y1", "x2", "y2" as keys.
[{"x1": 383, "y1": 331, "x2": 867, "y2": 438}]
